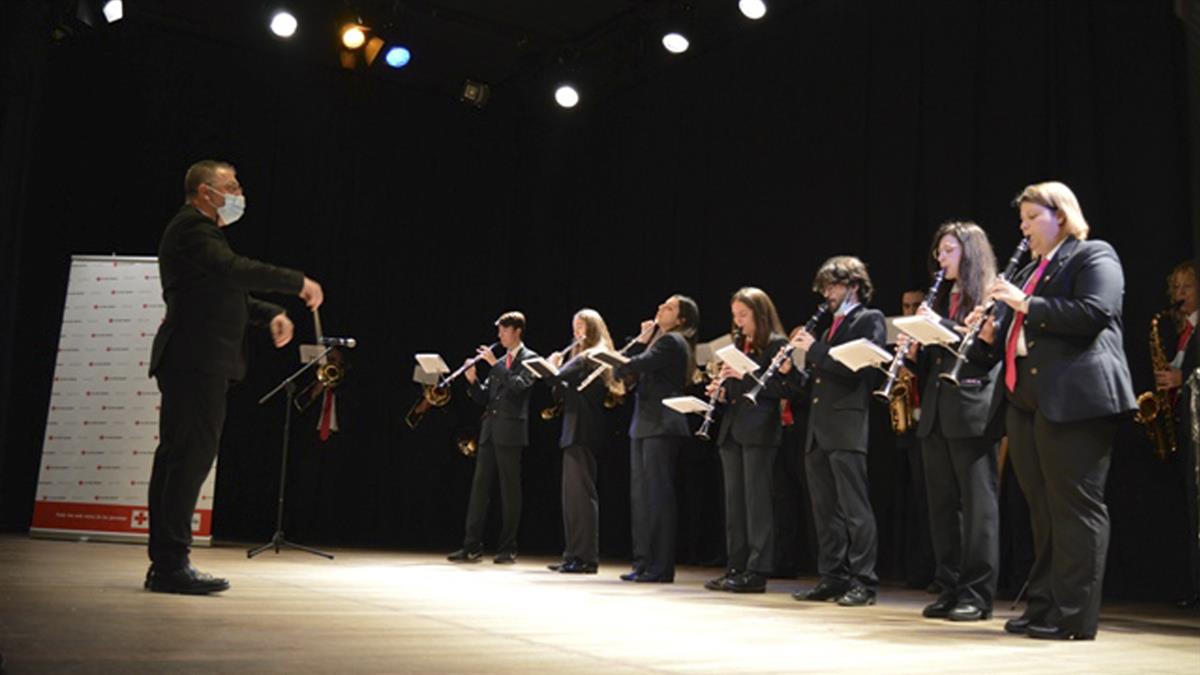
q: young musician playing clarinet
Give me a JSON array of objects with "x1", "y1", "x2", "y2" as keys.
[
  {"x1": 785, "y1": 256, "x2": 887, "y2": 606},
  {"x1": 612, "y1": 295, "x2": 700, "y2": 583},
  {"x1": 703, "y1": 288, "x2": 790, "y2": 594},
  {"x1": 545, "y1": 309, "x2": 623, "y2": 574},
  {"x1": 913, "y1": 222, "x2": 1004, "y2": 622}
]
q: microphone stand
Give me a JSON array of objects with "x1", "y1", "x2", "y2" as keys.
[{"x1": 247, "y1": 344, "x2": 336, "y2": 560}]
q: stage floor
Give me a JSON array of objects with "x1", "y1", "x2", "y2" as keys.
[{"x1": 0, "y1": 535, "x2": 1197, "y2": 674}]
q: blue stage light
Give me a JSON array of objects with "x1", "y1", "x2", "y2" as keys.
[{"x1": 385, "y1": 46, "x2": 411, "y2": 68}]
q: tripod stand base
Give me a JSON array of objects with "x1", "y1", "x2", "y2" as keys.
[{"x1": 247, "y1": 530, "x2": 334, "y2": 560}]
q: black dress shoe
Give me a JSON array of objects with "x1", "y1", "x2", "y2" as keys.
[
  {"x1": 922, "y1": 597, "x2": 957, "y2": 618},
  {"x1": 837, "y1": 584, "x2": 876, "y2": 607},
  {"x1": 725, "y1": 572, "x2": 767, "y2": 594},
  {"x1": 493, "y1": 551, "x2": 517, "y2": 564},
  {"x1": 146, "y1": 566, "x2": 230, "y2": 595},
  {"x1": 947, "y1": 602, "x2": 991, "y2": 622},
  {"x1": 559, "y1": 560, "x2": 598, "y2": 574},
  {"x1": 633, "y1": 573, "x2": 673, "y2": 583},
  {"x1": 619, "y1": 570, "x2": 643, "y2": 582},
  {"x1": 1027, "y1": 624, "x2": 1095, "y2": 641},
  {"x1": 547, "y1": 562, "x2": 564, "y2": 572},
  {"x1": 704, "y1": 569, "x2": 741, "y2": 592},
  {"x1": 793, "y1": 579, "x2": 850, "y2": 602},
  {"x1": 446, "y1": 547, "x2": 483, "y2": 563},
  {"x1": 1004, "y1": 615, "x2": 1035, "y2": 634}
]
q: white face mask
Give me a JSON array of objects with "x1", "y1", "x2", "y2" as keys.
[{"x1": 207, "y1": 186, "x2": 246, "y2": 225}]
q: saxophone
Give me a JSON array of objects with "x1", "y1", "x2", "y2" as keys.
[
  {"x1": 1134, "y1": 309, "x2": 1178, "y2": 461},
  {"x1": 888, "y1": 368, "x2": 916, "y2": 435}
]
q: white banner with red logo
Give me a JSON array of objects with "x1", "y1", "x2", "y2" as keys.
[{"x1": 32, "y1": 255, "x2": 216, "y2": 543}]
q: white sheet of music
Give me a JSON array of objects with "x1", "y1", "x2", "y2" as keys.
[{"x1": 828, "y1": 338, "x2": 893, "y2": 372}]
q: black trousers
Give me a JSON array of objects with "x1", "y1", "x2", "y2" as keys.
[
  {"x1": 148, "y1": 369, "x2": 228, "y2": 570},
  {"x1": 896, "y1": 434, "x2": 935, "y2": 588},
  {"x1": 805, "y1": 445, "x2": 878, "y2": 587},
  {"x1": 719, "y1": 441, "x2": 777, "y2": 575},
  {"x1": 561, "y1": 445, "x2": 599, "y2": 565},
  {"x1": 463, "y1": 441, "x2": 523, "y2": 553},
  {"x1": 920, "y1": 429, "x2": 1000, "y2": 609},
  {"x1": 629, "y1": 436, "x2": 681, "y2": 579},
  {"x1": 1179, "y1": 414, "x2": 1200, "y2": 597},
  {"x1": 1005, "y1": 404, "x2": 1115, "y2": 637}
]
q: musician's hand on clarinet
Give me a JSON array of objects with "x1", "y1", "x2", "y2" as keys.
[
  {"x1": 299, "y1": 277, "x2": 324, "y2": 309},
  {"x1": 638, "y1": 320, "x2": 656, "y2": 343},
  {"x1": 548, "y1": 351, "x2": 565, "y2": 368},
  {"x1": 791, "y1": 329, "x2": 815, "y2": 353},
  {"x1": 988, "y1": 277, "x2": 1027, "y2": 312},
  {"x1": 720, "y1": 363, "x2": 742, "y2": 381},
  {"x1": 1155, "y1": 367, "x2": 1183, "y2": 390},
  {"x1": 778, "y1": 344, "x2": 794, "y2": 374},
  {"x1": 962, "y1": 304, "x2": 998, "y2": 345},
  {"x1": 705, "y1": 379, "x2": 722, "y2": 398},
  {"x1": 477, "y1": 344, "x2": 498, "y2": 367},
  {"x1": 269, "y1": 313, "x2": 294, "y2": 348}
]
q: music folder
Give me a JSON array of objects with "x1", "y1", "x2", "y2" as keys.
[
  {"x1": 828, "y1": 338, "x2": 893, "y2": 372},
  {"x1": 714, "y1": 344, "x2": 760, "y2": 376},
  {"x1": 415, "y1": 353, "x2": 451, "y2": 376},
  {"x1": 522, "y1": 356, "x2": 559, "y2": 379},
  {"x1": 662, "y1": 396, "x2": 712, "y2": 415},
  {"x1": 586, "y1": 347, "x2": 629, "y2": 369},
  {"x1": 893, "y1": 315, "x2": 961, "y2": 346}
]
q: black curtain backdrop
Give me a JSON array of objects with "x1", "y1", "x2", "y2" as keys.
[{"x1": 1, "y1": 0, "x2": 1194, "y2": 600}]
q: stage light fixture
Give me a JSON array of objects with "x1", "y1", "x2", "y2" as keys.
[
  {"x1": 739, "y1": 0, "x2": 767, "y2": 20},
  {"x1": 270, "y1": 11, "x2": 298, "y2": 38},
  {"x1": 364, "y1": 35, "x2": 385, "y2": 65},
  {"x1": 554, "y1": 84, "x2": 580, "y2": 109},
  {"x1": 386, "y1": 46, "x2": 412, "y2": 69},
  {"x1": 341, "y1": 23, "x2": 367, "y2": 49},
  {"x1": 101, "y1": 0, "x2": 123, "y2": 23},
  {"x1": 662, "y1": 32, "x2": 689, "y2": 54},
  {"x1": 460, "y1": 79, "x2": 490, "y2": 108}
]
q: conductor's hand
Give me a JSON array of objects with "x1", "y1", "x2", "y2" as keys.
[
  {"x1": 270, "y1": 313, "x2": 294, "y2": 348},
  {"x1": 299, "y1": 277, "x2": 324, "y2": 309}
]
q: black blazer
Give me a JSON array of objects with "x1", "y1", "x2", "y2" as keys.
[
  {"x1": 717, "y1": 333, "x2": 791, "y2": 448},
  {"x1": 149, "y1": 205, "x2": 304, "y2": 381},
  {"x1": 803, "y1": 304, "x2": 887, "y2": 453},
  {"x1": 468, "y1": 345, "x2": 538, "y2": 446},
  {"x1": 1158, "y1": 314, "x2": 1198, "y2": 418},
  {"x1": 613, "y1": 332, "x2": 690, "y2": 439},
  {"x1": 973, "y1": 237, "x2": 1137, "y2": 423},
  {"x1": 550, "y1": 355, "x2": 608, "y2": 450},
  {"x1": 915, "y1": 308, "x2": 1005, "y2": 441}
]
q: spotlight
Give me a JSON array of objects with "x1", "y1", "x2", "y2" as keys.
[
  {"x1": 341, "y1": 24, "x2": 367, "y2": 49},
  {"x1": 269, "y1": 11, "x2": 297, "y2": 38},
  {"x1": 101, "y1": 0, "x2": 123, "y2": 23},
  {"x1": 460, "y1": 79, "x2": 490, "y2": 109},
  {"x1": 386, "y1": 46, "x2": 412, "y2": 69},
  {"x1": 738, "y1": 0, "x2": 767, "y2": 20},
  {"x1": 661, "y1": 32, "x2": 689, "y2": 54},
  {"x1": 554, "y1": 84, "x2": 579, "y2": 109}
]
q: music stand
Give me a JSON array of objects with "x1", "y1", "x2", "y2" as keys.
[{"x1": 247, "y1": 344, "x2": 335, "y2": 560}]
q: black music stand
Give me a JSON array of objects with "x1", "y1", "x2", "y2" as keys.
[{"x1": 247, "y1": 344, "x2": 335, "y2": 560}]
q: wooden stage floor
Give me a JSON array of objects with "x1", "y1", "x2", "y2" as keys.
[{"x1": 1, "y1": 535, "x2": 1197, "y2": 674}]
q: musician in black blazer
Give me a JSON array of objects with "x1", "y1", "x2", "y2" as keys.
[
  {"x1": 447, "y1": 311, "x2": 538, "y2": 564},
  {"x1": 973, "y1": 182, "x2": 1136, "y2": 640},
  {"x1": 546, "y1": 309, "x2": 623, "y2": 574},
  {"x1": 612, "y1": 295, "x2": 700, "y2": 583},
  {"x1": 704, "y1": 288, "x2": 790, "y2": 594},
  {"x1": 789, "y1": 256, "x2": 887, "y2": 607},
  {"x1": 147, "y1": 160, "x2": 323, "y2": 594},
  {"x1": 1155, "y1": 261, "x2": 1199, "y2": 608},
  {"x1": 911, "y1": 222, "x2": 1004, "y2": 622}
]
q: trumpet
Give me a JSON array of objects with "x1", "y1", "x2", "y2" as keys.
[
  {"x1": 743, "y1": 304, "x2": 828, "y2": 405},
  {"x1": 539, "y1": 336, "x2": 585, "y2": 420},
  {"x1": 940, "y1": 238, "x2": 1030, "y2": 386},
  {"x1": 576, "y1": 321, "x2": 657, "y2": 392},
  {"x1": 874, "y1": 269, "x2": 945, "y2": 403},
  {"x1": 404, "y1": 342, "x2": 501, "y2": 430}
]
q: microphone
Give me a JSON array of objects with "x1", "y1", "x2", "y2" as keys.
[{"x1": 318, "y1": 336, "x2": 357, "y2": 348}]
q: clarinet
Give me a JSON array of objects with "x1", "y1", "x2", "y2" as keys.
[
  {"x1": 696, "y1": 328, "x2": 743, "y2": 440},
  {"x1": 873, "y1": 269, "x2": 945, "y2": 403},
  {"x1": 940, "y1": 237, "x2": 1030, "y2": 386},
  {"x1": 742, "y1": 303, "x2": 829, "y2": 404}
]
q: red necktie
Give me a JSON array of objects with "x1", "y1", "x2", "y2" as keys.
[
  {"x1": 1005, "y1": 257, "x2": 1051, "y2": 392},
  {"x1": 828, "y1": 315, "x2": 845, "y2": 341},
  {"x1": 948, "y1": 291, "x2": 961, "y2": 320},
  {"x1": 505, "y1": 352, "x2": 513, "y2": 369},
  {"x1": 1178, "y1": 321, "x2": 1195, "y2": 354},
  {"x1": 318, "y1": 389, "x2": 334, "y2": 441}
]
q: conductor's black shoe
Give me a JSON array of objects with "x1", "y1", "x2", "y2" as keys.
[
  {"x1": 446, "y1": 547, "x2": 483, "y2": 563},
  {"x1": 793, "y1": 579, "x2": 850, "y2": 602},
  {"x1": 836, "y1": 584, "x2": 876, "y2": 607},
  {"x1": 559, "y1": 560, "x2": 598, "y2": 574},
  {"x1": 493, "y1": 551, "x2": 517, "y2": 564},
  {"x1": 725, "y1": 572, "x2": 767, "y2": 593},
  {"x1": 922, "y1": 596, "x2": 957, "y2": 618},
  {"x1": 947, "y1": 603, "x2": 991, "y2": 622},
  {"x1": 1026, "y1": 624, "x2": 1095, "y2": 641},
  {"x1": 146, "y1": 566, "x2": 230, "y2": 595},
  {"x1": 704, "y1": 569, "x2": 741, "y2": 592}
]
